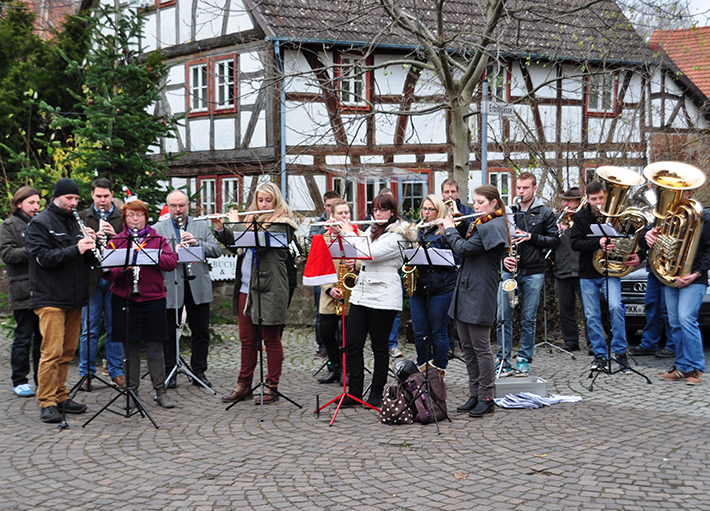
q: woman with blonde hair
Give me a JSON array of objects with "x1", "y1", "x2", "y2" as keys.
[
  {"x1": 213, "y1": 182, "x2": 298, "y2": 405},
  {"x1": 441, "y1": 184, "x2": 510, "y2": 418}
]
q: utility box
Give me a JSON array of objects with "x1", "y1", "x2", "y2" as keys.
[{"x1": 494, "y1": 376, "x2": 548, "y2": 398}]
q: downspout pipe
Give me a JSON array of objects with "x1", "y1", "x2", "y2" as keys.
[{"x1": 275, "y1": 40, "x2": 287, "y2": 198}]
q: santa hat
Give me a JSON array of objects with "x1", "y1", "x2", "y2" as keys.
[
  {"x1": 122, "y1": 185, "x2": 138, "y2": 203},
  {"x1": 302, "y1": 235, "x2": 337, "y2": 286},
  {"x1": 159, "y1": 205, "x2": 170, "y2": 221}
]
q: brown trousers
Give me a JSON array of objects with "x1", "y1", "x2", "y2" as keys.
[{"x1": 35, "y1": 307, "x2": 82, "y2": 408}]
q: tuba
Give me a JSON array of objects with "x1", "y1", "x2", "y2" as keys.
[
  {"x1": 592, "y1": 166, "x2": 648, "y2": 278},
  {"x1": 643, "y1": 161, "x2": 706, "y2": 287},
  {"x1": 334, "y1": 261, "x2": 357, "y2": 316}
]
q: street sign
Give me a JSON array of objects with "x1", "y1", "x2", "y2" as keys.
[{"x1": 486, "y1": 101, "x2": 515, "y2": 118}]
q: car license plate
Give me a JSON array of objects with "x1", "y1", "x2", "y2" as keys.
[{"x1": 626, "y1": 304, "x2": 645, "y2": 316}]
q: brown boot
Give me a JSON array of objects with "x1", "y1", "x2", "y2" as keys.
[
  {"x1": 254, "y1": 381, "x2": 279, "y2": 405},
  {"x1": 221, "y1": 378, "x2": 253, "y2": 403}
]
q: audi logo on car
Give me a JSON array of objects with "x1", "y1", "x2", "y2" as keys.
[{"x1": 633, "y1": 282, "x2": 647, "y2": 292}]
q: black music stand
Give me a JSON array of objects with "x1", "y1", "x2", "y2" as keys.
[
  {"x1": 388, "y1": 239, "x2": 453, "y2": 432},
  {"x1": 223, "y1": 219, "x2": 302, "y2": 420},
  {"x1": 83, "y1": 235, "x2": 162, "y2": 428},
  {"x1": 165, "y1": 244, "x2": 216, "y2": 394},
  {"x1": 315, "y1": 233, "x2": 376, "y2": 425},
  {"x1": 586, "y1": 224, "x2": 652, "y2": 391}
]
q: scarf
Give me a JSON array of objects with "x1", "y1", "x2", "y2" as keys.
[{"x1": 466, "y1": 208, "x2": 504, "y2": 239}]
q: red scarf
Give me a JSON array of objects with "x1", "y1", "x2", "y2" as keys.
[{"x1": 466, "y1": 208, "x2": 504, "y2": 239}]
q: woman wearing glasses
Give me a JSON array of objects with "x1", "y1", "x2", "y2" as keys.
[
  {"x1": 410, "y1": 194, "x2": 459, "y2": 380},
  {"x1": 341, "y1": 194, "x2": 415, "y2": 408},
  {"x1": 104, "y1": 199, "x2": 178, "y2": 408}
]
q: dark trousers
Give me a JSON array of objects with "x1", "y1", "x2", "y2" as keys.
[
  {"x1": 345, "y1": 304, "x2": 396, "y2": 399},
  {"x1": 11, "y1": 309, "x2": 42, "y2": 387},
  {"x1": 164, "y1": 281, "x2": 211, "y2": 376},
  {"x1": 320, "y1": 313, "x2": 344, "y2": 367},
  {"x1": 237, "y1": 292, "x2": 283, "y2": 384},
  {"x1": 555, "y1": 276, "x2": 588, "y2": 347}
]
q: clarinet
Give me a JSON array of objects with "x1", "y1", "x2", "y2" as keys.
[
  {"x1": 71, "y1": 208, "x2": 102, "y2": 261},
  {"x1": 177, "y1": 215, "x2": 196, "y2": 281},
  {"x1": 96, "y1": 205, "x2": 107, "y2": 253},
  {"x1": 131, "y1": 225, "x2": 141, "y2": 297}
]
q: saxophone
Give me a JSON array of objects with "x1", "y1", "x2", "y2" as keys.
[
  {"x1": 502, "y1": 243, "x2": 519, "y2": 308},
  {"x1": 334, "y1": 261, "x2": 357, "y2": 316},
  {"x1": 402, "y1": 263, "x2": 418, "y2": 297}
]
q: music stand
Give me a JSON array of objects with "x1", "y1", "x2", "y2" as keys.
[
  {"x1": 165, "y1": 244, "x2": 216, "y2": 395},
  {"x1": 223, "y1": 219, "x2": 302, "y2": 420},
  {"x1": 315, "y1": 232, "x2": 376, "y2": 425},
  {"x1": 387, "y1": 240, "x2": 453, "y2": 433},
  {"x1": 586, "y1": 224, "x2": 652, "y2": 391},
  {"x1": 83, "y1": 235, "x2": 162, "y2": 429}
]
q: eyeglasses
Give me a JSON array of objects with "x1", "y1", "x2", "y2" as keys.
[
  {"x1": 421, "y1": 207, "x2": 437, "y2": 212},
  {"x1": 372, "y1": 208, "x2": 391, "y2": 213},
  {"x1": 125, "y1": 212, "x2": 144, "y2": 219}
]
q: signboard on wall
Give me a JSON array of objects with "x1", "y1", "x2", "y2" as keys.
[{"x1": 209, "y1": 254, "x2": 237, "y2": 281}]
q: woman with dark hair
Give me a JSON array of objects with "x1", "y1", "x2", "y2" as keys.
[
  {"x1": 104, "y1": 199, "x2": 178, "y2": 408},
  {"x1": 341, "y1": 193, "x2": 414, "y2": 408},
  {"x1": 441, "y1": 184, "x2": 510, "y2": 418}
]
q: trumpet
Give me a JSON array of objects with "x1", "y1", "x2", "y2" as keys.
[
  {"x1": 193, "y1": 209, "x2": 276, "y2": 221},
  {"x1": 177, "y1": 215, "x2": 196, "y2": 281}
]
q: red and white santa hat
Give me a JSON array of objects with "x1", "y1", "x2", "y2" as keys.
[
  {"x1": 122, "y1": 185, "x2": 138, "y2": 203},
  {"x1": 302, "y1": 235, "x2": 337, "y2": 286},
  {"x1": 159, "y1": 205, "x2": 170, "y2": 221}
]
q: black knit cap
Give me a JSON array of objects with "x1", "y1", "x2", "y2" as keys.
[{"x1": 53, "y1": 178, "x2": 80, "y2": 198}]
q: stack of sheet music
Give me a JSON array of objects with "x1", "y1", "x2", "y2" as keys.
[{"x1": 494, "y1": 393, "x2": 583, "y2": 409}]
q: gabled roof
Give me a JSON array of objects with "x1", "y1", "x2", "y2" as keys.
[
  {"x1": 649, "y1": 26, "x2": 710, "y2": 99},
  {"x1": 248, "y1": 0, "x2": 656, "y2": 65}
]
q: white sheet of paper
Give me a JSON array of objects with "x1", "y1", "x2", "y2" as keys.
[
  {"x1": 404, "y1": 247, "x2": 456, "y2": 267},
  {"x1": 232, "y1": 231, "x2": 288, "y2": 248},
  {"x1": 177, "y1": 245, "x2": 204, "y2": 263},
  {"x1": 590, "y1": 223, "x2": 620, "y2": 237}
]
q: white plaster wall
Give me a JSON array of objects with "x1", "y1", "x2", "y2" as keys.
[
  {"x1": 177, "y1": 0, "x2": 192, "y2": 44},
  {"x1": 214, "y1": 118, "x2": 236, "y2": 150},
  {"x1": 189, "y1": 118, "x2": 210, "y2": 151},
  {"x1": 284, "y1": 102, "x2": 334, "y2": 146},
  {"x1": 374, "y1": 56, "x2": 410, "y2": 96},
  {"x1": 240, "y1": 51, "x2": 263, "y2": 73},
  {"x1": 509, "y1": 63, "x2": 526, "y2": 97},
  {"x1": 614, "y1": 109, "x2": 641, "y2": 143},
  {"x1": 558, "y1": 106, "x2": 581, "y2": 143},
  {"x1": 433, "y1": 171, "x2": 448, "y2": 193},
  {"x1": 409, "y1": 111, "x2": 447, "y2": 144},
  {"x1": 373, "y1": 108, "x2": 399, "y2": 146},
  {"x1": 560, "y1": 73, "x2": 584, "y2": 101},
  {"x1": 242, "y1": 110, "x2": 266, "y2": 147},
  {"x1": 240, "y1": 77, "x2": 261, "y2": 106},
  {"x1": 288, "y1": 175, "x2": 316, "y2": 211},
  {"x1": 414, "y1": 68, "x2": 445, "y2": 96},
  {"x1": 225, "y1": 0, "x2": 254, "y2": 34},
  {"x1": 161, "y1": 8, "x2": 177, "y2": 47},
  {"x1": 165, "y1": 125, "x2": 185, "y2": 153},
  {"x1": 528, "y1": 65, "x2": 557, "y2": 99},
  {"x1": 341, "y1": 115, "x2": 368, "y2": 146},
  {"x1": 625, "y1": 73, "x2": 644, "y2": 103},
  {"x1": 193, "y1": 0, "x2": 224, "y2": 40},
  {"x1": 283, "y1": 51, "x2": 324, "y2": 94},
  {"x1": 586, "y1": 117, "x2": 613, "y2": 144},
  {"x1": 143, "y1": 13, "x2": 157, "y2": 52},
  {"x1": 538, "y1": 105, "x2": 557, "y2": 143}
]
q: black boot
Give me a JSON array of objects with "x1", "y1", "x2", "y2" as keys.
[
  {"x1": 469, "y1": 397, "x2": 495, "y2": 418},
  {"x1": 456, "y1": 397, "x2": 478, "y2": 412},
  {"x1": 317, "y1": 364, "x2": 341, "y2": 384}
]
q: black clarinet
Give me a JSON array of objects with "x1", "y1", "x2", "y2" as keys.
[
  {"x1": 131, "y1": 225, "x2": 141, "y2": 297},
  {"x1": 177, "y1": 215, "x2": 196, "y2": 281}
]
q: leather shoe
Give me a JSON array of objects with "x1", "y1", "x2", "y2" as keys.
[
  {"x1": 80, "y1": 377, "x2": 91, "y2": 392},
  {"x1": 629, "y1": 345, "x2": 656, "y2": 356},
  {"x1": 456, "y1": 397, "x2": 478, "y2": 412},
  {"x1": 339, "y1": 396, "x2": 361, "y2": 407},
  {"x1": 317, "y1": 370, "x2": 340, "y2": 384},
  {"x1": 40, "y1": 406, "x2": 61, "y2": 424},
  {"x1": 469, "y1": 397, "x2": 495, "y2": 418},
  {"x1": 58, "y1": 399, "x2": 87, "y2": 414},
  {"x1": 166, "y1": 377, "x2": 177, "y2": 389},
  {"x1": 563, "y1": 342, "x2": 580, "y2": 352},
  {"x1": 192, "y1": 374, "x2": 212, "y2": 387}
]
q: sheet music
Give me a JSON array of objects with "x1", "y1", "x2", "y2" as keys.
[
  {"x1": 232, "y1": 231, "x2": 288, "y2": 248},
  {"x1": 101, "y1": 248, "x2": 160, "y2": 268},
  {"x1": 404, "y1": 247, "x2": 456, "y2": 266},
  {"x1": 325, "y1": 235, "x2": 372, "y2": 260},
  {"x1": 590, "y1": 223, "x2": 620, "y2": 237},
  {"x1": 177, "y1": 245, "x2": 204, "y2": 263}
]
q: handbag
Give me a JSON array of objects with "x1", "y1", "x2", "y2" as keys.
[{"x1": 378, "y1": 383, "x2": 415, "y2": 425}]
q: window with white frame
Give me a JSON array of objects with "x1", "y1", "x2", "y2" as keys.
[
  {"x1": 190, "y1": 63, "x2": 208, "y2": 112},
  {"x1": 332, "y1": 178, "x2": 355, "y2": 216},
  {"x1": 222, "y1": 177, "x2": 239, "y2": 212},
  {"x1": 400, "y1": 178, "x2": 427, "y2": 218},
  {"x1": 199, "y1": 178, "x2": 216, "y2": 214},
  {"x1": 215, "y1": 58, "x2": 236, "y2": 110},
  {"x1": 587, "y1": 73, "x2": 615, "y2": 114},
  {"x1": 488, "y1": 66, "x2": 508, "y2": 101},
  {"x1": 336, "y1": 52, "x2": 371, "y2": 110},
  {"x1": 365, "y1": 179, "x2": 390, "y2": 214},
  {"x1": 489, "y1": 171, "x2": 512, "y2": 205}
]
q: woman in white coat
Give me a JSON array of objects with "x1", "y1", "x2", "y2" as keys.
[{"x1": 340, "y1": 194, "x2": 413, "y2": 408}]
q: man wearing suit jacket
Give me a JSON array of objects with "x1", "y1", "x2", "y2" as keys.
[{"x1": 153, "y1": 190, "x2": 222, "y2": 388}]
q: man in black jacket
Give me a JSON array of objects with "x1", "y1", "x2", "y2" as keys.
[
  {"x1": 570, "y1": 181, "x2": 638, "y2": 373},
  {"x1": 0, "y1": 186, "x2": 43, "y2": 397},
  {"x1": 25, "y1": 178, "x2": 95, "y2": 424},
  {"x1": 77, "y1": 178, "x2": 125, "y2": 390},
  {"x1": 495, "y1": 172, "x2": 559, "y2": 377}
]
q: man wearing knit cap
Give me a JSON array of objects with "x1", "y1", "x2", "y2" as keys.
[{"x1": 25, "y1": 178, "x2": 96, "y2": 424}]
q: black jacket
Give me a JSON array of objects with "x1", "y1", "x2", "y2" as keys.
[
  {"x1": 569, "y1": 204, "x2": 605, "y2": 279},
  {"x1": 0, "y1": 212, "x2": 33, "y2": 310},
  {"x1": 25, "y1": 202, "x2": 92, "y2": 309},
  {"x1": 80, "y1": 205, "x2": 124, "y2": 294},
  {"x1": 512, "y1": 198, "x2": 559, "y2": 275},
  {"x1": 553, "y1": 230, "x2": 579, "y2": 279},
  {"x1": 413, "y1": 226, "x2": 457, "y2": 297}
]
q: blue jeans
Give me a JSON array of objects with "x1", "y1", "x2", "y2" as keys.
[
  {"x1": 78, "y1": 278, "x2": 124, "y2": 378},
  {"x1": 410, "y1": 291, "x2": 454, "y2": 369},
  {"x1": 389, "y1": 311, "x2": 400, "y2": 349},
  {"x1": 639, "y1": 272, "x2": 676, "y2": 352},
  {"x1": 664, "y1": 283, "x2": 706, "y2": 373},
  {"x1": 496, "y1": 272, "x2": 544, "y2": 365},
  {"x1": 580, "y1": 277, "x2": 627, "y2": 357}
]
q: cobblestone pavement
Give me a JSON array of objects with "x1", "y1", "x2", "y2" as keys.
[{"x1": 1, "y1": 324, "x2": 709, "y2": 510}]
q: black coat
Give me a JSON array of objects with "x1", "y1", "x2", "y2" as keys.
[
  {"x1": 80, "y1": 205, "x2": 124, "y2": 294},
  {"x1": 25, "y1": 202, "x2": 92, "y2": 309},
  {"x1": 0, "y1": 212, "x2": 33, "y2": 310},
  {"x1": 511, "y1": 198, "x2": 559, "y2": 275},
  {"x1": 413, "y1": 225, "x2": 457, "y2": 297},
  {"x1": 569, "y1": 204, "x2": 605, "y2": 279}
]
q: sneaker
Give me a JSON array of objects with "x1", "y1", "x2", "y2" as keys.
[
  {"x1": 590, "y1": 356, "x2": 607, "y2": 371},
  {"x1": 13, "y1": 383, "x2": 35, "y2": 397},
  {"x1": 515, "y1": 357, "x2": 530, "y2": 377},
  {"x1": 111, "y1": 375, "x2": 126, "y2": 388},
  {"x1": 80, "y1": 377, "x2": 91, "y2": 392},
  {"x1": 494, "y1": 359, "x2": 514, "y2": 378},
  {"x1": 389, "y1": 347, "x2": 403, "y2": 358},
  {"x1": 615, "y1": 353, "x2": 632, "y2": 374},
  {"x1": 686, "y1": 370, "x2": 702, "y2": 386},
  {"x1": 656, "y1": 348, "x2": 676, "y2": 358},
  {"x1": 57, "y1": 399, "x2": 87, "y2": 414},
  {"x1": 629, "y1": 345, "x2": 656, "y2": 356},
  {"x1": 659, "y1": 366, "x2": 687, "y2": 381},
  {"x1": 102, "y1": 359, "x2": 109, "y2": 376},
  {"x1": 40, "y1": 406, "x2": 61, "y2": 424}
]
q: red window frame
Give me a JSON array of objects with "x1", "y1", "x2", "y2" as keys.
[
  {"x1": 186, "y1": 54, "x2": 238, "y2": 118},
  {"x1": 334, "y1": 51, "x2": 374, "y2": 113}
]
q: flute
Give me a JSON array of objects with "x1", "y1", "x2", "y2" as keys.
[
  {"x1": 417, "y1": 212, "x2": 486, "y2": 229},
  {"x1": 193, "y1": 209, "x2": 276, "y2": 221},
  {"x1": 310, "y1": 219, "x2": 387, "y2": 227}
]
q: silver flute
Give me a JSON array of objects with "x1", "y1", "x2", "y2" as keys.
[{"x1": 71, "y1": 208, "x2": 102, "y2": 261}]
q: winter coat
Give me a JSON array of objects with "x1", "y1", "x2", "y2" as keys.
[
  {"x1": 216, "y1": 215, "x2": 297, "y2": 325},
  {"x1": 80, "y1": 205, "x2": 124, "y2": 294},
  {"x1": 348, "y1": 219, "x2": 415, "y2": 311},
  {"x1": 104, "y1": 225, "x2": 178, "y2": 302},
  {"x1": 511, "y1": 197, "x2": 559, "y2": 275},
  {"x1": 445, "y1": 216, "x2": 508, "y2": 326},
  {"x1": 0, "y1": 212, "x2": 33, "y2": 310},
  {"x1": 552, "y1": 229, "x2": 579, "y2": 279},
  {"x1": 152, "y1": 216, "x2": 222, "y2": 308},
  {"x1": 25, "y1": 202, "x2": 93, "y2": 310},
  {"x1": 569, "y1": 203, "x2": 607, "y2": 279},
  {"x1": 413, "y1": 225, "x2": 457, "y2": 298}
]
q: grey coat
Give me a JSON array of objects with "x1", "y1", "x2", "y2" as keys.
[
  {"x1": 445, "y1": 216, "x2": 508, "y2": 326},
  {"x1": 152, "y1": 217, "x2": 222, "y2": 308},
  {"x1": 0, "y1": 212, "x2": 32, "y2": 310}
]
